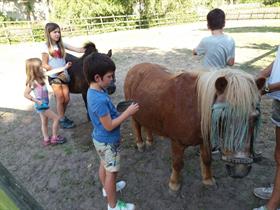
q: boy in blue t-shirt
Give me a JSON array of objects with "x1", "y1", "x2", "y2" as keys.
[
  {"x1": 84, "y1": 52, "x2": 139, "y2": 210},
  {"x1": 193, "y1": 8, "x2": 235, "y2": 70}
]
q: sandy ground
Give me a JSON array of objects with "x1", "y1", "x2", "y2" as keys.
[{"x1": 0, "y1": 19, "x2": 279, "y2": 210}]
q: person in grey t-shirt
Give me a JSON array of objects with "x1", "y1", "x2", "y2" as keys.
[{"x1": 193, "y1": 8, "x2": 235, "y2": 70}]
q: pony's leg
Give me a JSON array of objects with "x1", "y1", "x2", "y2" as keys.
[
  {"x1": 199, "y1": 144, "x2": 215, "y2": 185},
  {"x1": 132, "y1": 118, "x2": 144, "y2": 152},
  {"x1": 169, "y1": 140, "x2": 185, "y2": 191},
  {"x1": 145, "y1": 128, "x2": 153, "y2": 147},
  {"x1": 82, "y1": 92, "x2": 90, "y2": 120}
]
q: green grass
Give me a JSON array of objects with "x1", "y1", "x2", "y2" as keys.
[
  {"x1": 0, "y1": 189, "x2": 19, "y2": 210},
  {"x1": 63, "y1": 145, "x2": 73, "y2": 155}
]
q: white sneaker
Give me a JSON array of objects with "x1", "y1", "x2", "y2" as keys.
[
  {"x1": 253, "y1": 185, "x2": 273, "y2": 200},
  {"x1": 108, "y1": 200, "x2": 135, "y2": 210},
  {"x1": 253, "y1": 206, "x2": 280, "y2": 210},
  {"x1": 253, "y1": 206, "x2": 267, "y2": 210},
  {"x1": 102, "y1": 180, "x2": 126, "y2": 197}
]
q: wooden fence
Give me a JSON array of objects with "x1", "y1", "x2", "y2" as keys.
[{"x1": 1, "y1": 9, "x2": 280, "y2": 45}]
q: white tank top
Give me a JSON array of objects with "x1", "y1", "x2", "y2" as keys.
[{"x1": 267, "y1": 46, "x2": 280, "y2": 100}]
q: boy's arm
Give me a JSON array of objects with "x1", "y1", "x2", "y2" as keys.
[
  {"x1": 100, "y1": 103, "x2": 139, "y2": 131},
  {"x1": 192, "y1": 49, "x2": 198, "y2": 55},
  {"x1": 227, "y1": 58, "x2": 235, "y2": 66},
  {"x1": 227, "y1": 39, "x2": 235, "y2": 66},
  {"x1": 193, "y1": 40, "x2": 205, "y2": 56}
]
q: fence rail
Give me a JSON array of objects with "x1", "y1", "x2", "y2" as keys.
[{"x1": 1, "y1": 10, "x2": 280, "y2": 45}]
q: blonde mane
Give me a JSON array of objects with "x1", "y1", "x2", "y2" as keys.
[{"x1": 197, "y1": 69, "x2": 260, "y2": 150}]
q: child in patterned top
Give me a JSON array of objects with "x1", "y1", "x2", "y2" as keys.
[
  {"x1": 24, "y1": 58, "x2": 70, "y2": 146},
  {"x1": 42, "y1": 22, "x2": 85, "y2": 129}
]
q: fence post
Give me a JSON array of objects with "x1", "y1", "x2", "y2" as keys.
[
  {"x1": 99, "y1": 16, "x2": 104, "y2": 32},
  {"x1": 125, "y1": 15, "x2": 128, "y2": 28},
  {"x1": 139, "y1": 14, "x2": 142, "y2": 29},
  {"x1": 113, "y1": 14, "x2": 117, "y2": 30},
  {"x1": 28, "y1": 21, "x2": 35, "y2": 42},
  {"x1": 69, "y1": 20, "x2": 73, "y2": 36},
  {"x1": 156, "y1": 13, "x2": 159, "y2": 26},
  {"x1": 2, "y1": 22, "x2": 11, "y2": 45}
]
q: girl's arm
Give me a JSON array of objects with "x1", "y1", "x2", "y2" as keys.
[
  {"x1": 100, "y1": 103, "x2": 139, "y2": 131},
  {"x1": 24, "y1": 86, "x2": 41, "y2": 104},
  {"x1": 44, "y1": 62, "x2": 72, "y2": 76},
  {"x1": 42, "y1": 53, "x2": 52, "y2": 71},
  {"x1": 65, "y1": 44, "x2": 85, "y2": 53}
]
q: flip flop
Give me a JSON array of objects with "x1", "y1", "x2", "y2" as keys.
[{"x1": 116, "y1": 100, "x2": 135, "y2": 112}]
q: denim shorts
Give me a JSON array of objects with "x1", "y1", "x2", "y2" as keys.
[
  {"x1": 34, "y1": 102, "x2": 49, "y2": 113},
  {"x1": 93, "y1": 138, "x2": 120, "y2": 172},
  {"x1": 271, "y1": 99, "x2": 280, "y2": 127}
]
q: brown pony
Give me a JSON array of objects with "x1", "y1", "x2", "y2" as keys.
[
  {"x1": 66, "y1": 42, "x2": 114, "y2": 116},
  {"x1": 124, "y1": 63, "x2": 265, "y2": 191}
]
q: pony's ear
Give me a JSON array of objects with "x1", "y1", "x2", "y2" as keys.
[
  {"x1": 255, "y1": 77, "x2": 266, "y2": 90},
  {"x1": 107, "y1": 49, "x2": 112, "y2": 57},
  {"x1": 215, "y1": 76, "x2": 228, "y2": 94}
]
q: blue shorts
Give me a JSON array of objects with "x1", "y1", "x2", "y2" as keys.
[{"x1": 34, "y1": 102, "x2": 49, "y2": 113}]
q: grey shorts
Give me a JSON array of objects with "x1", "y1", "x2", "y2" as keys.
[
  {"x1": 271, "y1": 99, "x2": 280, "y2": 127},
  {"x1": 93, "y1": 138, "x2": 120, "y2": 172}
]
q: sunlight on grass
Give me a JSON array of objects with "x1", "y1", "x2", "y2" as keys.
[{"x1": 0, "y1": 189, "x2": 19, "y2": 210}]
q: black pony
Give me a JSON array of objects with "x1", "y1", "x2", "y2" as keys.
[{"x1": 66, "y1": 42, "x2": 115, "y2": 117}]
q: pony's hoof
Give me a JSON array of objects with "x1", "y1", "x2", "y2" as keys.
[
  {"x1": 202, "y1": 177, "x2": 216, "y2": 186},
  {"x1": 145, "y1": 141, "x2": 153, "y2": 151},
  {"x1": 136, "y1": 143, "x2": 145, "y2": 152},
  {"x1": 168, "y1": 181, "x2": 181, "y2": 192}
]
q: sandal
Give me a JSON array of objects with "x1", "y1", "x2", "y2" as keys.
[
  {"x1": 42, "y1": 137, "x2": 51, "y2": 146},
  {"x1": 51, "y1": 135, "x2": 66, "y2": 144}
]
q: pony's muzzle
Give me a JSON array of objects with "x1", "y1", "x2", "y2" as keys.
[
  {"x1": 107, "y1": 80, "x2": 116, "y2": 95},
  {"x1": 222, "y1": 155, "x2": 253, "y2": 178}
]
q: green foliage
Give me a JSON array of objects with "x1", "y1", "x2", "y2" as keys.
[
  {"x1": 0, "y1": 189, "x2": 19, "y2": 210},
  {"x1": 238, "y1": 0, "x2": 263, "y2": 3},
  {"x1": 263, "y1": 0, "x2": 280, "y2": 5},
  {"x1": 0, "y1": 12, "x2": 13, "y2": 22},
  {"x1": 51, "y1": 0, "x2": 132, "y2": 20}
]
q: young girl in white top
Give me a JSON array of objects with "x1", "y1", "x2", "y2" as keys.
[
  {"x1": 42, "y1": 22, "x2": 85, "y2": 129},
  {"x1": 24, "y1": 58, "x2": 70, "y2": 145}
]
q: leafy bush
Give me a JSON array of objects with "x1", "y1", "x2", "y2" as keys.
[{"x1": 0, "y1": 12, "x2": 13, "y2": 22}]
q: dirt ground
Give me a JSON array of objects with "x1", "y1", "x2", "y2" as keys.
[{"x1": 0, "y1": 20, "x2": 279, "y2": 210}]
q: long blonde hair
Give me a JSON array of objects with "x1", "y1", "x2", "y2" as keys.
[
  {"x1": 44, "y1": 22, "x2": 65, "y2": 58},
  {"x1": 25, "y1": 58, "x2": 45, "y2": 87},
  {"x1": 197, "y1": 69, "x2": 260, "y2": 150}
]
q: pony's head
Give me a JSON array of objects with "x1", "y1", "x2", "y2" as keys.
[
  {"x1": 82, "y1": 42, "x2": 98, "y2": 59},
  {"x1": 198, "y1": 69, "x2": 265, "y2": 178},
  {"x1": 82, "y1": 43, "x2": 115, "y2": 94}
]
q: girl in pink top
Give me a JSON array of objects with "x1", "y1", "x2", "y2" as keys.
[{"x1": 24, "y1": 58, "x2": 68, "y2": 146}]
